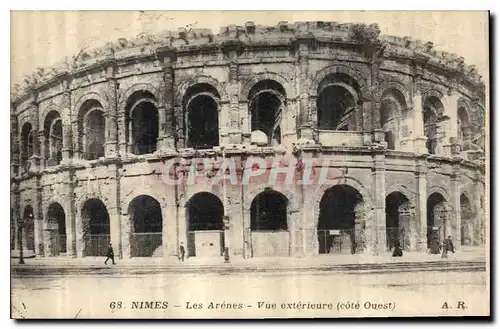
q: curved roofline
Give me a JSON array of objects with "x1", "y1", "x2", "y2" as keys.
[{"x1": 11, "y1": 21, "x2": 485, "y2": 103}]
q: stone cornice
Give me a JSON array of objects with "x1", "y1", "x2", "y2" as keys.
[{"x1": 12, "y1": 21, "x2": 485, "y2": 106}]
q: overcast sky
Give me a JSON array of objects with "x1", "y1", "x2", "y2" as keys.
[{"x1": 11, "y1": 11, "x2": 489, "y2": 88}]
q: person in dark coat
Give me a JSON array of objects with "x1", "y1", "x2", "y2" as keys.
[
  {"x1": 392, "y1": 240, "x2": 403, "y2": 257},
  {"x1": 441, "y1": 235, "x2": 455, "y2": 258},
  {"x1": 179, "y1": 242, "x2": 186, "y2": 262},
  {"x1": 429, "y1": 239, "x2": 441, "y2": 255},
  {"x1": 104, "y1": 243, "x2": 116, "y2": 265}
]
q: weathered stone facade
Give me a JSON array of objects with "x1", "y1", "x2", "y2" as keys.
[{"x1": 11, "y1": 21, "x2": 486, "y2": 260}]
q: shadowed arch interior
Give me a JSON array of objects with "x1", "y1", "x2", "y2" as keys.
[
  {"x1": 248, "y1": 80, "x2": 285, "y2": 145},
  {"x1": 250, "y1": 190, "x2": 288, "y2": 231},
  {"x1": 128, "y1": 195, "x2": 163, "y2": 257},
  {"x1": 43, "y1": 111, "x2": 63, "y2": 166},
  {"x1": 460, "y1": 194, "x2": 473, "y2": 246},
  {"x1": 47, "y1": 202, "x2": 66, "y2": 255},
  {"x1": 187, "y1": 192, "x2": 224, "y2": 231},
  {"x1": 125, "y1": 91, "x2": 159, "y2": 155},
  {"x1": 380, "y1": 89, "x2": 406, "y2": 150},
  {"x1": 317, "y1": 185, "x2": 363, "y2": 254},
  {"x1": 317, "y1": 73, "x2": 360, "y2": 131},
  {"x1": 78, "y1": 99, "x2": 105, "y2": 160},
  {"x1": 23, "y1": 205, "x2": 35, "y2": 252},
  {"x1": 81, "y1": 198, "x2": 110, "y2": 256},
  {"x1": 21, "y1": 122, "x2": 34, "y2": 161},
  {"x1": 385, "y1": 192, "x2": 410, "y2": 250},
  {"x1": 183, "y1": 84, "x2": 220, "y2": 149},
  {"x1": 423, "y1": 96, "x2": 443, "y2": 154},
  {"x1": 427, "y1": 192, "x2": 448, "y2": 246}
]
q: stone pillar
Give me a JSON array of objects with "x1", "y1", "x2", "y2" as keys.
[
  {"x1": 228, "y1": 61, "x2": 241, "y2": 144},
  {"x1": 411, "y1": 70, "x2": 428, "y2": 153},
  {"x1": 61, "y1": 83, "x2": 73, "y2": 162},
  {"x1": 38, "y1": 131, "x2": 46, "y2": 168},
  {"x1": 120, "y1": 210, "x2": 131, "y2": 259},
  {"x1": 362, "y1": 99, "x2": 374, "y2": 145},
  {"x1": 442, "y1": 89, "x2": 461, "y2": 155},
  {"x1": 107, "y1": 164, "x2": 122, "y2": 258},
  {"x1": 296, "y1": 42, "x2": 313, "y2": 141},
  {"x1": 65, "y1": 174, "x2": 77, "y2": 257},
  {"x1": 372, "y1": 151, "x2": 386, "y2": 254},
  {"x1": 450, "y1": 160, "x2": 461, "y2": 250},
  {"x1": 29, "y1": 97, "x2": 41, "y2": 171},
  {"x1": 159, "y1": 54, "x2": 176, "y2": 153},
  {"x1": 34, "y1": 185, "x2": 44, "y2": 256},
  {"x1": 164, "y1": 200, "x2": 178, "y2": 258},
  {"x1": 75, "y1": 208, "x2": 85, "y2": 258},
  {"x1": 242, "y1": 191, "x2": 252, "y2": 258},
  {"x1": 104, "y1": 67, "x2": 118, "y2": 158},
  {"x1": 473, "y1": 171, "x2": 483, "y2": 245},
  {"x1": 416, "y1": 157, "x2": 428, "y2": 251}
]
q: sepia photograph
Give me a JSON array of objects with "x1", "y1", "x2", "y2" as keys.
[{"x1": 9, "y1": 10, "x2": 489, "y2": 319}]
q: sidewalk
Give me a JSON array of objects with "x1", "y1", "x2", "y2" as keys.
[{"x1": 11, "y1": 246, "x2": 487, "y2": 273}]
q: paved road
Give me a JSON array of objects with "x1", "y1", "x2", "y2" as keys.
[{"x1": 11, "y1": 269, "x2": 489, "y2": 318}]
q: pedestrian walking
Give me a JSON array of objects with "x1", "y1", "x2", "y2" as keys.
[
  {"x1": 179, "y1": 242, "x2": 186, "y2": 262},
  {"x1": 441, "y1": 235, "x2": 455, "y2": 258},
  {"x1": 104, "y1": 243, "x2": 116, "y2": 265}
]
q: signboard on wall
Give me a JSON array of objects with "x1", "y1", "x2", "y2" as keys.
[{"x1": 329, "y1": 230, "x2": 340, "y2": 235}]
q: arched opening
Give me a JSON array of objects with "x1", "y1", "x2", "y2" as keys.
[
  {"x1": 23, "y1": 205, "x2": 35, "y2": 252},
  {"x1": 184, "y1": 84, "x2": 220, "y2": 149},
  {"x1": 423, "y1": 96, "x2": 443, "y2": 155},
  {"x1": 249, "y1": 189, "x2": 290, "y2": 257},
  {"x1": 43, "y1": 111, "x2": 63, "y2": 166},
  {"x1": 458, "y1": 107, "x2": 471, "y2": 150},
  {"x1": 380, "y1": 89, "x2": 405, "y2": 150},
  {"x1": 46, "y1": 203, "x2": 66, "y2": 256},
  {"x1": 317, "y1": 185, "x2": 364, "y2": 254},
  {"x1": 427, "y1": 192, "x2": 449, "y2": 247},
  {"x1": 78, "y1": 100, "x2": 106, "y2": 160},
  {"x1": 125, "y1": 91, "x2": 159, "y2": 155},
  {"x1": 385, "y1": 192, "x2": 411, "y2": 251},
  {"x1": 81, "y1": 198, "x2": 110, "y2": 256},
  {"x1": 187, "y1": 192, "x2": 224, "y2": 257},
  {"x1": 317, "y1": 74, "x2": 360, "y2": 131},
  {"x1": 128, "y1": 195, "x2": 163, "y2": 257},
  {"x1": 249, "y1": 80, "x2": 285, "y2": 145},
  {"x1": 20, "y1": 122, "x2": 34, "y2": 164},
  {"x1": 460, "y1": 194, "x2": 473, "y2": 246}
]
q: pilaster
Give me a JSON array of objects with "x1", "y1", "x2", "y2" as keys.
[
  {"x1": 104, "y1": 66, "x2": 118, "y2": 158},
  {"x1": 159, "y1": 53, "x2": 176, "y2": 153},
  {"x1": 228, "y1": 60, "x2": 242, "y2": 144},
  {"x1": 416, "y1": 156, "x2": 428, "y2": 251},
  {"x1": 372, "y1": 151, "x2": 386, "y2": 254},
  {"x1": 411, "y1": 68, "x2": 428, "y2": 154},
  {"x1": 296, "y1": 41, "x2": 313, "y2": 141},
  {"x1": 61, "y1": 81, "x2": 73, "y2": 162},
  {"x1": 450, "y1": 159, "x2": 461, "y2": 250}
]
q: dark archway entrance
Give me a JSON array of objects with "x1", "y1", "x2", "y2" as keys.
[
  {"x1": 250, "y1": 189, "x2": 289, "y2": 257},
  {"x1": 385, "y1": 192, "x2": 411, "y2": 251},
  {"x1": 427, "y1": 193, "x2": 449, "y2": 247},
  {"x1": 317, "y1": 185, "x2": 364, "y2": 254},
  {"x1": 460, "y1": 194, "x2": 473, "y2": 246},
  {"x1": 81, "y1": 199, "x2": 110, "y2": 256},
  {"x1": 128, "y1": 195, "x2": 163, "y2": 257},
  {"x1": 187, "y1": 192, "x2": 224, "y2": 257},
  {"x1": 46, "y1": 203, "x2": 66, "y2": 256}
]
